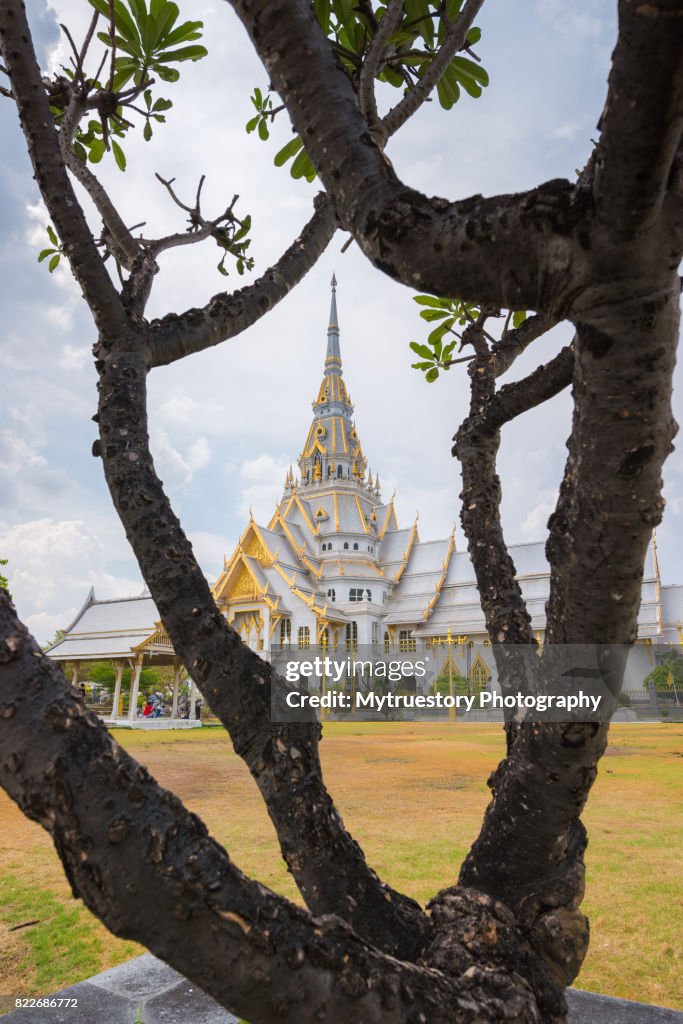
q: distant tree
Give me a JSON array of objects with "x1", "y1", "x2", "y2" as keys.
[
  {"x1": 644, "y1": 649, "x2": 683, "y2": 691},
  {"x1": 0, "y1": 559, "x2": 11, "y2": 600},
  {"x1": 42, "y1": 628, "x2": 65, "y2": 651},
  {"x1": 1, "y1": 2, "x2": 682, "y2": 1022}
]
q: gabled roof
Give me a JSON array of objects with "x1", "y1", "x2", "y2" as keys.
[{"x1": 47, "y1": 591, "x2": 159, "y2": 661}]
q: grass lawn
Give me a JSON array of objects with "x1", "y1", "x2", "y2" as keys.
[{"x1": 0, "y1": 722, "x2": 681, "y2": 1010}]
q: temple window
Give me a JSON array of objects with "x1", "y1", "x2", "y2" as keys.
[
  {"x1": 353, "y1": 542, "x2": 359, "y2": 550},
  {"x1": 384, "y1": 631, "x2": 390, "y2": 654},
  {"x1": 399, "y1": 629, "x2": 416, "y2": 653},
  {"x1": 344, "y1": 542, "x2": 349, "y2": 550},
  {"x1": 346, "y1": 621, "x2": 358, "y2": 653},
  {"x1": 366, "y1": 589, "x2": 372, "y2": 602},
  {"x1": 280, "y1": 619, "x2": 291, "y2": 645},
  {"x1": 298, "y1": 626, "x2": 310, "y2": 650},
  {"x1": 327, "y1": 588, "x2": 336, "y2": 602}
]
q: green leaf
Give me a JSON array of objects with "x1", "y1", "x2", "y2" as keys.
[
  {"x1": 258, "y1": 118, "x2": 269, "y2": 141},
  {"x1": 155, "y1": 44, "x2": 207, "y2": 62},
  {"x1": 425, "y1": 367, "x2": 440, "y2": 383},
  {"x1": 413, "y1": 295, "x2": 444, "y2": 308},
  {"x1": 428, "y1": 319, "x2": 454, "y2": 345},
  {"x1": 112, "y1": 139, "x2": 127, "y2": 171},
  {"x1": 88, "y1": 138, "x2": 106, "y2": 163},
  {"x1": 37, "y1": 248, "x2": 56, "y2": 262},
  {"x1": 451, "y1": 56, "x2": 489, "y2": 86},
  {"x1": 436, "y1": 67, "x2": 460, "y2": 110},
  {"x1": 47, "y1": 225, "x2": 59, "y2": 246},
  {"x1": 290, "y1": 146, "x2": 315, "y2": 179},
  {"x1": 466, "y1": 26, "x2": 481, "y2": 44},
  {"x1": 411, "y1": 361, "x2": 435, "y2": 370},
  {"x1": 159, "y1": 20, "x2": 204, "y2": 48},
  {"x1": 48, "y1": 254, "x2": 61, "y2": 273},
  {"x1": 155, "y1": 64, "x2": 180, "y2": 81},
  {"x1": 419, "y1": 309, "x2": 450, "y2": 322},
  {"x1": 512, "y1": 310, "x2": 528, "y2": 329},
  {"x1": 246, "y1": 115, "x2": 259, "y2": 133},
  {"x1": 152, "y1": 97, "x2": 172, "y2": 111},
  {"x1": 72, "y1": 140, "x2": 88, "y2": 163},
  {"x1": 409, "y1": 341, "x2": 434, "y2": 360},
  {"x1": 314, "y1": 0, "x2": 331, "y2": 33},
  {"x1": 274, "y1": 135, "x2": 304, "y2": 166},
  {"x1": 143, "y1": 119, "x2": 153, "y2": 141}
]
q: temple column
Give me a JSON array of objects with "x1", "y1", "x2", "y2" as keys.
[
  {"x1": 71, "y1": 663, "x2": 79, "y2": 688},
  {"x1": 262, "y1": 606, "x2": 271, "y2": 658},
  {"x1": 189, "y1": 678, "x2": 197, "y2": 720},
  {"x1": 112, "y1": 662, "x2": 124, "y2": 719},
  {"x1": 128, "y1": 655, "x2": 143, "y2": 720},
  {"x1": 172, "y1": 662, "x2": 181, "y2": 718}
]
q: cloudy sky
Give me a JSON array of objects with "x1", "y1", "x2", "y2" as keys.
[{"x1": 1, "y1": 0, "x2": 681, "y2": 644}]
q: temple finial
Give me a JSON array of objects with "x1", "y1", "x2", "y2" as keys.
[{"x1": 325, "y1": 273, "x2": 341, "y2": 370}]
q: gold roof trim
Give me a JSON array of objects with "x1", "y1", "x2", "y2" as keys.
[
  {"x1": 354, "y1": 494, "x2": 371, "y2": 534},
  {"x1": 394, "y1": 518, "x2": 419, "y2": 582}
]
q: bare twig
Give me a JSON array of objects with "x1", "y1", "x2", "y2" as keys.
[
  {"x1": 358, "y1": 0, "x2": 404, "y2": 135},
  {"x1": 78, "y1": 11, "x2": 99, "y2": 77}
]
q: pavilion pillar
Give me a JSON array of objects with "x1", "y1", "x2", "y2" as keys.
[
  {"x1": 172, "y1": 662, "x2": 181, "y2": 718},
  {"x1": 128, "y1": 655, "x2": 143, "y2": 720},
  {"x1": 112, "y1": 662, "x2": 124, "y2": 719},
  {"x1": 189, "y1": 678, "x2": 197, "y2": 720},
  {"x1": 71, "y1": 663, "x2": 79, "y2": 688}
]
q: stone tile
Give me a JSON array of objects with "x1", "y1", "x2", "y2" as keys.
[
  {"x1": 88, "y1": 954, "x2": 181, "y2": 1001},
  {"x1": 146, "y1": 979, "x2": 238, "y2": 1023},
  {"x1": 3, "y1": 957, "x2": 681, "y2": 1024},
  {"x1": 567, "y1": 988, "x2": 683, "y2": 1023}
]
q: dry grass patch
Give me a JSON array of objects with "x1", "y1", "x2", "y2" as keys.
[{"x1": 0, "y1": 722, "x2": 680, "y2": 1010}]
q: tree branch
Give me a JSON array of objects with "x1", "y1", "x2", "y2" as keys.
[
  {"x1": 1, "y1": 591, "x2": 555, "y2": 1024},
  {"x1": 147, "y1": 194, "x2": 337, "y2": 367},
  {"x1": 491, "y1": 313, "x2": 558, "y2": 378},
  {"x1": 382, "y1": 0, "x2": 485, "y2": 138},
  {"x1": 227, "y1": 0, "x2": 578, "y2": 313},
  {"x1": 593, "y1": 0, "x2": 683, "y2": 238},
  {"x1": 0, "y1": 1, "x2": 126, "y2": 337},
  {"x1": 93, "y1": 344, "x2": 430, "y2": 958},
  {"x1": 57, "y1": 92, "x2": 142, "y2": 270},
  {"x1": 358, "y1": 0, "x2": 404, "y2": 135}
]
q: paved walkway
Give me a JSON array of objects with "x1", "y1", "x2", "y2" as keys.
[{"x1": 2, "y1": 954, "x2": 681, "y2": 1023}]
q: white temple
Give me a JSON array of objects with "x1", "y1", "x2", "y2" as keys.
[{"x1": 47, "y1": 277, "x2": 683, "y2": 714}]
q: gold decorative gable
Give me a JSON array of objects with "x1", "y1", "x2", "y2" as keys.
[
  {"x1": 227, "y1": 564, "x2": 260, "y2": 600},
  {"x1": 245, "y1": 535, "x2": 268, "y2": 562}
]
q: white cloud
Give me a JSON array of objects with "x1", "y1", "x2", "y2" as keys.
[
  {"x1": 149, "y1": 427, "x2": 212, "y2": 491},
  {"x1": 237, "y1": 454, "x2": 290, "y2": 520},
  {"x1": 0, "y1": 517, "x2": 141, "y2": 641},
  {"x1": 59, "y1": 344, "x2": 90, "y2": 370}
]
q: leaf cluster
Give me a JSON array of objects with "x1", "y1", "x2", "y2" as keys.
[
  {"x1": 89, "y1": 0, "x2": 207, "y2": 89},
  {"x1": 214, "y1": 215, "x2": 255, "y2": 277},
  {"x1": 246, "y1": 0, "x2": 488, "y2": 181},
  {"x1": 409, "y1": 294, "x2": 528, "y2": 383},
  {"x1": 46, "y1": 1, "x2": 207, "y2": 174},
  {"x1": 409, "y1": 293, "x2": 479, "y2": 382},
  {"x1": 37, "y1": 225, "x2": 64, "y2": 274}
]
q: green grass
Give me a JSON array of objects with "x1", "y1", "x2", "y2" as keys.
[
  {"x1": 0, "y1": 874, "x2": 137, "y2": 995},
  {"x1": 0, "y1": 723, "x2": 680, "y2": 1010}
]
